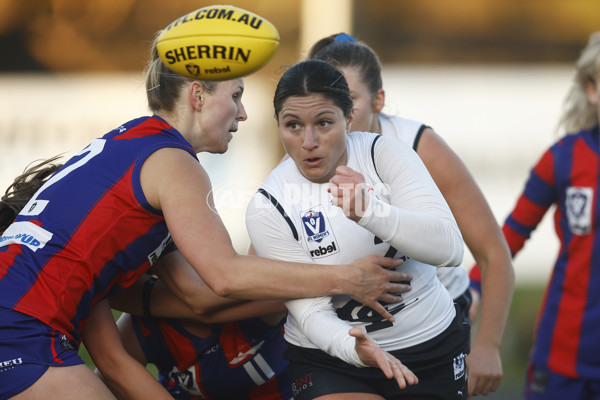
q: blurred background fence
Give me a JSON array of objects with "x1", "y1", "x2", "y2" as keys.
[{"x1": 2, "y1": 1, "x2": 599, "y2": 397}]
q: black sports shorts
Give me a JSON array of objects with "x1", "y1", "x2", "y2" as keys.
[{"x1": 285, "y1": 304, "x2": 470, "y2": 399}]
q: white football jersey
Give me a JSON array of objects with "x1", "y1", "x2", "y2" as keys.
[
  {"x1": 378, "y1": 113, "x2": 470, "y2": 299},
  {"x1": 247, "y1": 131, "x2": 463, "y2": 366}
]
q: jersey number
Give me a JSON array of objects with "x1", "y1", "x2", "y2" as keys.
[
  {"x1": 20, "y1": 139, "x2": 106, "y2": 216},
  {"x1": 335, "y1": 239, "x2": 410, "y2": 333}
]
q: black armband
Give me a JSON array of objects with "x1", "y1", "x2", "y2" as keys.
[{"x1": 142, "y1": 275, "x2": 158, "y2": 318}]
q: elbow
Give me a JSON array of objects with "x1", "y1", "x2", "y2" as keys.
[
  {"x1": 436, "y1": 230, "x2": 465, "y2": 267},
  {"x1": 91, "y1": 352, "x2": 121, "y2": 385},
  {"x1": 448, "y1": 245, "x2": 464, "y2": 267},
  {"x1": 208, "y1": 280, "x2": 235, "y2": 298}
]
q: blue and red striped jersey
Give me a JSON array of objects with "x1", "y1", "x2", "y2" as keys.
[
  {"x1": 470, "y1": 125, "x2": 600, "y2": 379},
  {"x1": 130, "y1": 315, "x2": 292, "y2": 400},
  {"x1": 0, "y1": 115, "x2": 197, "y2": 343}
]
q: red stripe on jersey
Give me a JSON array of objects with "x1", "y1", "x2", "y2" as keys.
[
  {"x1": 15, "y1": 166, "x2": 163, "y2": 338},
  {"x1": 249, "y1": 377, "x2": 285, "y2": 400},
  {"x1": 114, "y1": 118, "x2": 171, "y2": 140},
  {"x1": 0, "y1": 221, "x2": 42, "y2": 279},
  {"x1": 137, "y1": 318, "x2": 152, "y2": 338},
  {"x1": 192, "y1": 360, "x2": 209, "y2": 400},
  {"x1": 468, "y1": 262, "x2": 481, "y2": 284},
  {"x1": 0, "y1": 244, "x2": 23, "y2": 279},
  {"x1": 158, "y1": 320, "x2": 198, "y2": 370},
  {"x1": 502, "y1": 223, "x2": 528, "y2": 256},
  {"x1": 547, "y1": 138, "x2": 596, "y2": 377},
  {"x1": 532, "y1": 149, "x2": 555, "y2": 186},
  {"x1": 510, "y1": 195, "x2": 548, "y2": 229},
  {"x1": 220, "y1": 322, "x2": 255, "y2": 367}
]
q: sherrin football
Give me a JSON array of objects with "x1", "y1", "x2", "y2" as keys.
[{"x1": 156, "y1": 5, "x2": 280, "y2": 80}]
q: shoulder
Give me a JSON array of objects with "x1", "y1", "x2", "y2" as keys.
[
  {"x1": 260, "y1": 158, "x2": 297, "y2": 195},
  {"x1": 379, "y1": 113, "x2": 426, "y2": 142},
  {"x1": 550, "y1": 130, "x2": 589, "y2": 155},
  {"x1": 247, "y1": 159, "x2": 297, "y2": 221},
  {"x1": 346, "y1": 130, "x2": 380, "y2": 148}
]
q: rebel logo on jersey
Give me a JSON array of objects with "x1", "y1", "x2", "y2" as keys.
[{"x1": 301, "y1": 206, "x2": 340, "y2": 258}]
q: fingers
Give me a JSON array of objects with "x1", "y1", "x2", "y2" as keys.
[
  {"x1": 378, "y1": 293, "x2": 404, "y2": 304},
  {"x1": 468, "y1": 374, "x2": 501, "y2": 396},
  {"x1": 348, "y1": 327, "x2": 367, "y2": 341},
  {"x1": 367, "y1": 300, "x2": 395, "y2": 322},
  {"x1": 330, "y1": 165, "x2": 361, "y2": 181},
  {"x1": 382, "y1": 353, "x2": 418, "y2": 389},
  {"x1": 385, "y1": 282, "x2": 412, "y2": 293},
  {"x1": 393, "y1": 361, "x2": 418, "y2": 389},
  {"x1": 349, "y1": 327, "x2": 418, "y2": 390},
  {"x1": 466, "y1": 346, "x2": 503, "y2": 396},
  {"x1": 371, "y1": 256, "x2": 405, "y2": 269}
]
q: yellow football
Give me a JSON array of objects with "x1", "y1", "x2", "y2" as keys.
[{"x1": 156, "y1": 5, "x2": 280, "y2": 80}]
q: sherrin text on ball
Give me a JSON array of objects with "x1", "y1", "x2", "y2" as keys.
[{"x1": 156, "y1": 5, "x2": 280, "y2": 80}]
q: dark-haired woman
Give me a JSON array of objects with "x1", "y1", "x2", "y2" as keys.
[{"x1": 247, "y1": 59, "x2": 469, "y2": 399}]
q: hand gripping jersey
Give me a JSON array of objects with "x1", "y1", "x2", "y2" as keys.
[
  {"x1": 130, "y1": 315, "x2": 292, "y2": 400},
  {"x1": 247, "y1": 131, "x2": 463, "y2": 366},
  {"x1": 378, "y1": 113, "x2": 470, "y2": 299},
  {"x1": 471, "y1": 126, "x2": 600, "y2": 379},
  {"x1": 0, "y1": 116, "x2": 197, "y2": 343}
]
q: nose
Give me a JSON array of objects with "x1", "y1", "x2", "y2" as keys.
[
  {"x1": 302, "y1": 127, "x2": 318, "y2": 150},
  {"x1": 237, "y1": 101, "x2": 248, "y2": 121}
]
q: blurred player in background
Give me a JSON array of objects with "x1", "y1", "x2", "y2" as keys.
[
  {"x1": 470, "y1": 31, "x2": 600, "y2": 400},
  {"x1": 308, "y1": 33, "x2": 515, "y2": 397}
]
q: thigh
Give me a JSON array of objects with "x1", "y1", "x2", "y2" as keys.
[
  {"x1": 13, "y1": 365, "x2": 116, "y2": 400},
  {"x1": 524, "y1": 363, "x2": 586, "y2": 400}
]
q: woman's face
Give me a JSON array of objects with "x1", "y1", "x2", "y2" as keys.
[
  {"x1": 278, "y1": 93, "x2": 350, "y2": 183},
  {"x1": 197, "y1": 78, "x2": 247, "y2": 154},
  {"x1": 339, "y1": 65, "x2": 376, "y2": 133}
]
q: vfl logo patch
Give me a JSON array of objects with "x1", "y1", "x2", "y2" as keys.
[
  {"x1": 169, "y1": 365, "x2": 204, "y2": 397},
  {"x1": 301, "y1": 206, "x2": 339, "y2": 259},
  {"x1": 302, "y1": 209, "x2": 327, "y2": 243},
  {"x1": 453, "y1": 353, "x2": 467, "y2": 380},
  {"x1": 566, "y1": 186, "x2": 593, "y2": 235}
]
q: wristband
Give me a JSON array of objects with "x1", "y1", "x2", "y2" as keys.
[{"x1": 142, "y1": 276, "x2": 158, "y2": 318}]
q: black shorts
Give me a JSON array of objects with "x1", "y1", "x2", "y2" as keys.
[
  {"x1": 285, "y1": 304, "x2": 470, "y2": 400},
  {"x1": 454, "y1": 287, "x2": 473, "y2": 326}
]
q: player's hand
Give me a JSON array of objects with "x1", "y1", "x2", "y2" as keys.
[
  {"x1": 347, "y1": 256, "x2": 411, "y2": 322},
  {"x1": 329, "y1": 165, "x2": 370, "y2": 222},
  {"x1": 466, "y1": 341, "x2": 502, "y2": 397},
  {"x1": 350, "y1": 327, "x2": 418, "y2": 389}
]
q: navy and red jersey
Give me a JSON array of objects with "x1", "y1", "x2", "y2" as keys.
[
  {"x1": 0, "y1": 115, "x2": 197, "y2": 343},
  {"x1": 470, "y1": 125, "x2": 600, "y2": 379},
  {"x1": 130, "y1": 315, "x2": 292, "y2": 400}
]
